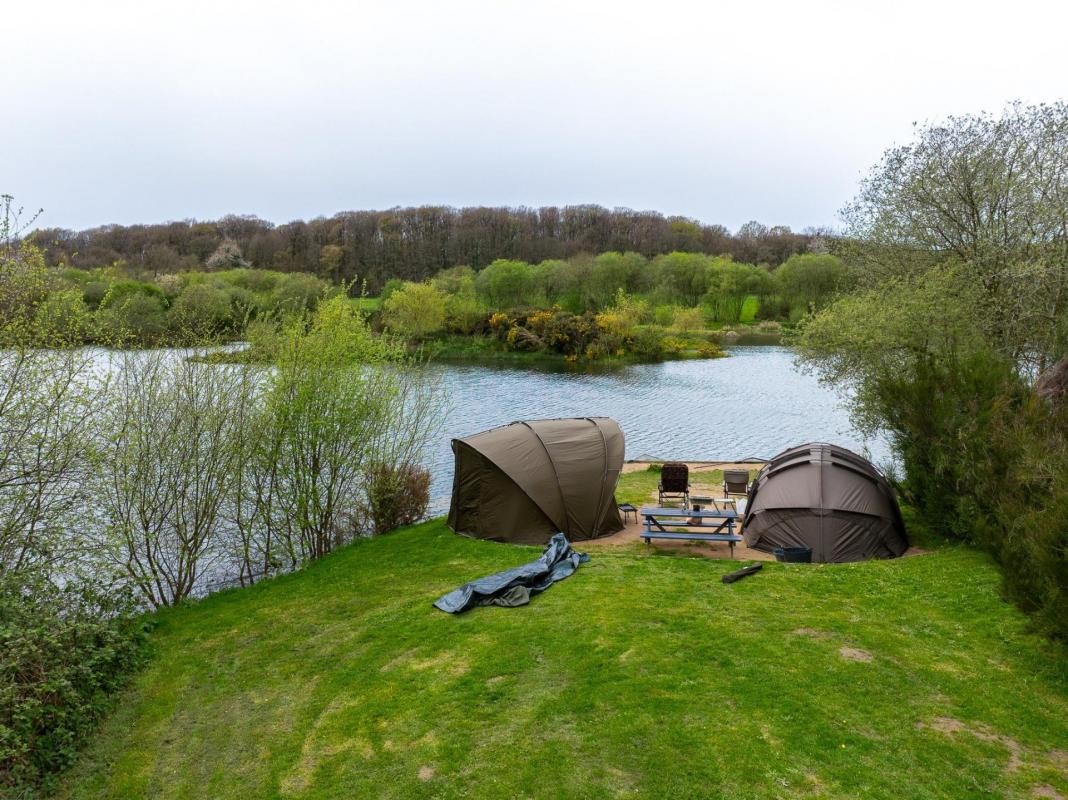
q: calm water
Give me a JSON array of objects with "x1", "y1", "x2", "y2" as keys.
[{"x1": 423, "y1": 346, "x2": 890, "y2": 510}]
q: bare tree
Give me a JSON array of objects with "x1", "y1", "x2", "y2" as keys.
[
  {"x1": 95, "y1": 352, "x2": 256, "y2": 606},
  {"x1": 0, "y1": 346, "x2": 101, "y2": 574}
]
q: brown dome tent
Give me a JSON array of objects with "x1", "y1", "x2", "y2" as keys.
[
  {"x1": 742, "y1": 443, "x2": 907, "y2": 563},
  {"x1": 448, "y1": 418, "x2": 625, "y2": 545}
]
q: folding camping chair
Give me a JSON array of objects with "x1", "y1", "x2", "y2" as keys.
[
  {"x1": 723, "y1": 469, "x2": 751, "y2": 498},
  {"x1": 658, "y1": 462, "x2": 690, "y2": 507}
]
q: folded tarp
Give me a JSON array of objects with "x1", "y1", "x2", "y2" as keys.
[{"x1": 433, "y1": 533, "x2": 589, "y2": 613}]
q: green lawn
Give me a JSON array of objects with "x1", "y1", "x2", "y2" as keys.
[
  {"x1": 352, "y1": 297, "x2": 382, "y2": 312},
  {"x1": 58, "y1": 516, "x2": 1067, "y2": 798}
]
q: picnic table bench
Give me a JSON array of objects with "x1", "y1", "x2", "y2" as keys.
[{"x1": 639, "y1": 506, "x2": 743, "y2": 558}]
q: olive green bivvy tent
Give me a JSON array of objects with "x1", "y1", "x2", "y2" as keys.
[
  {"x1": 742, "y1": 442, "x2": 908, "y2": 563},
  {"x1": 447, "y1": 418, "x2": 625, "y2": 545}
]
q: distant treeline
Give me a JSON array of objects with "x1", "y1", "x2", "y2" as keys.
[{"x1": 33, "y1": 206, "x2": 823, "y2": 291}]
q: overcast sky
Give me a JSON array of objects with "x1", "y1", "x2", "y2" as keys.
[{"x1": 5, "y1": 0, "x2": 1066, "y2": 233}]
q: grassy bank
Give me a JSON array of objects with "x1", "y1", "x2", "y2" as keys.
[{"x1": 57, "y1": 519, "x2": 1066, "y2": 798}]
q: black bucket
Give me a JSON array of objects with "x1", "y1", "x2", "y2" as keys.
[{"x1": 773, "y1": 547, "x2": 812, "y2": 563}]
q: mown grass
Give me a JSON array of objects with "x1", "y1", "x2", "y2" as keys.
[{"x1": 58, "y1": 511, "x2": 1067, "y2": 799}]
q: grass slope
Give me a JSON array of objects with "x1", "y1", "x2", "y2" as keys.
[{"x1": 59, "y1": 524, "x2": 1067, "y2": 799}]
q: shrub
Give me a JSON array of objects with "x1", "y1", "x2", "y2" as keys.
[
  {"x1": 653, "y1": 305, "x2": 675, "y2": 326},
  {"x1": 273, "y1": 273, "x2": 327, "y2": 314},
  {"x1": 361, "y1": 462, "x2": 431, "y2": 536},
  {"x1": 382, "y1": 282, "x2": 446, "y2": 340},
  {"x1": 660, "y1": 336, "x2": 688, "y2": 354},
  {"x1": 155, "y1": 273, "x2": 184, "y2": 299},
  {"x1": 442, "y1": 295, "x2": 485, "y2": 334},
  {"x1": 33, "y1": 288, "x2": 93, "y2": 344},
  {"x1": 671, "y1": 307, "x2": 704, "y2": 331},
  {"x1": 542, "y1": 311, "x2": 595, "y2": 356},
  {"x1": 379, "y1": 278, "x2": 404, "y2": 303},
  {"x1": 430, "y1": 265, "x2": 476, "y2": 296},
  {"x1": 0, "y1": 570, "x2": 146, "y2": 793},
  {"x1": 697, "y1": 341, "x2": 727, "y2": 358},
  {"x1": 82, "y1": 280, "x2": 109, "y2": 311},
  {"x1": 226, "y1": 268, "x2": 279, "y2": 294},
  {"x1": 168, "y1": 283, "x2": 235, "y2": 341},
  {"x1": 630, "y1": 326, "x2": 665, "y2": 359},
  {"x1": 97, "y1": 292, "x2": 168, "y2": 346},
  {"x1": 475, "y1": 259, "x2": 536, "y2": 308},
  {"x1": 98, "y1": 280, "x2": 166, "y2": 311}
]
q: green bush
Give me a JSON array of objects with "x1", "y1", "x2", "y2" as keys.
[
  {"x1": 273, "y1": 273, "x2": 327, "y2": 314},
  {"x1": 33, "y1": 289, "x2": 93, "y2": 344},
  {"x1": 381, "y1": 282, "x2": 446, "y2": 340},
  {"x1": 224, "y1": 268, "x2": 279, "y2": 294},
  {"x1": 653, "y1": 305, "x2": 675, "y2": 326},
  {"x1": 629, "y1": 326, "x2": 666, "y2": 359},
  {"x1": 98, "y1": 280, "x2": 167, "y2": 311},
  {"x1": 475, "y1": 259, "x2": 537, "y2": 309},
  {"x1": 362, "y1": 462, "x2": 431, "y2": 536},
  {"x1": 81, "y1": 281, "x2": 109, "y2": 311},
  {"x1": 379, "y1": 278, "x2": 404, "y2": 303},
  {"x1": 443, "y1": 293, "x2": 486, "y2": 334},
  {"x1": 168, "y1": 283, "x2": 235, "y2": 341},
  {"x1": 97, "y1": 292, "x2": 168, "y2": 346},
  {"x1": 0, "y1": 570, "x2": 146, "y2": 793},
  {"x1": 671, "y1": 307, "x2": 704, "y2": 331}
]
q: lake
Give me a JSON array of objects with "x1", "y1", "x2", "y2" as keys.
[{"x1": 423, "y1": 346, "x2": 890, "y2": 511}]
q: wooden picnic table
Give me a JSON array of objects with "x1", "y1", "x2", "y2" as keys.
[
  {"x1": 690, "y1": 495, "x2": 743, "y2": 513},
  {"x1": 639, "y1": 506, "x2": 742, "y2": 557}
]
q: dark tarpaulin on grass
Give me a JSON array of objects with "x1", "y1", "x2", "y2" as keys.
[{"x1": 433, "y1": 533, "x2": 589, "y2": 614}]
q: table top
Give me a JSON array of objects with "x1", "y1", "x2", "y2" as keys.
[{"x1": 641, "y1": 506, "x2": 739, "y2": 519}]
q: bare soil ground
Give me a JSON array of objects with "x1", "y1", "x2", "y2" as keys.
[{"x1": 590, "y1": 460, "x2": 775, "y2": 561}]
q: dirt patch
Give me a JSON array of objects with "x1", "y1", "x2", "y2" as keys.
[
  {"x1": 1032, "y1": 786, "x2": 1065, "y2": 799},
  {"x1": 418, "y1": 765, "x2": 436, "y2": 781},
  {"x1": 920, "y1": 717, "x2": 1025, "y2": 772},
  {"x1": 793, "y1": 628, "x2": 834, "y2": 639},
  {"x1": 839, "y1": 646, "x2": 873, "y2": 662},
  {"x1": 926, "y1": 716, "x2": 966, "y2": 734},
  {"x1": 584, "y1": 515, "x2": 774, "y2": 561}
]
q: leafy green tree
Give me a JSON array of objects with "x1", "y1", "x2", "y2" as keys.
[
  {"x1": 475, "y1": 259, "x2": 535, "y2": 308},
  {"x1": 382, "y1": 282, "x2": 447, "y2": 339},
  {"x1": 800, "y1": 102, "x2": 1068, "y2": 638},
  {"x1": 245, "y1": 296, "x2": 438, "y2": 565},
  {"x1": 430, "y1": 265, "x2": 476, "y2": 295},
  {"x1": 704, "y1": 258, "x2": 771, "y2": 322},
  {"x1": 588, "y1": 252, "x2": 647, "y2": 309},
  {"x1": 652, "y1": 252, "x2": 710, "y2": 306},
  {"x1": 773, "y1": 253, "x2": 852, "y2": 317},
  {"x1": 379, "y1": 278, "x2": 404, "y2": 303},
  {"x1": 842, "y1": 101, "x2": 1068, "y2": 372}
]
